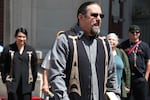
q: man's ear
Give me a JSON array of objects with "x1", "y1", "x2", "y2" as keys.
[{"x1": 78, "y1": 13, "x2": 85, "y2": 20}]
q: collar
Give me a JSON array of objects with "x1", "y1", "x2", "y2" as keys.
[
  {"x1": 129, "y1": 40, "x2": 140, "y2": 45},
  {"x1": 73, "y1": 24, "x2": 84, "y2": 39}
]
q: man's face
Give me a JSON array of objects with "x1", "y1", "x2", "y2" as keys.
[
  {"x1": 79, "y1": 4, "x2": 103, "y2": 36},
  {"x1": 129, "y1": 30, "x2": 140, "y2": 42}
]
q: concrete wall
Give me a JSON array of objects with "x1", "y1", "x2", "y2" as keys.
[{"x1": 4, "y1": 0, "x2": 109, "y2": 57}]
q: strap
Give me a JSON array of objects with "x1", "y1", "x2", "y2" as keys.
[
  {"x1": 127, "y1": 40, "x2": 142, "y2": 55},
  {"x1": 68, "y1": 35, "x2": 81, "y2": 96},
  {"x1": 6, "y1": 50, "x2": 15, "y2": 82},
  {"x1": 27, "y1": 51, "x2": 33, "y2": 84},
  {"x1": 98, "y1": 36, "x2": 108, "y2": 93}
]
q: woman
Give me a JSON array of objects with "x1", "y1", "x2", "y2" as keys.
[
  {"x1": 0, "y1": 27, "x2": 37, "y2": 100},
  {"x1": 107, "y1": 33, "x2": 131, "y2": 100}
]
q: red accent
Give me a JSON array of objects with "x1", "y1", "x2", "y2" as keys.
[
  {"x1": 32, "y1": 96, "x2": 42, "y2": 100},
  {"x1": 0, "y1": 96, "x2": 42, "y2": 100},
  {"x1": 127, "y1": 40, "x2": 142, "y2": 55},
  {"x1": 0, "y1": 97, "x2": 7, "y2": 100}
]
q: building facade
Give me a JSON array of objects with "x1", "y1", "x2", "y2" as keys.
[{"x1": 1, "y1": 0, "x2": 134, "y2": 56}]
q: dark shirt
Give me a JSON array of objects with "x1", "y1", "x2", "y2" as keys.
[{"x1": 119, "y1": 39, "x2": 150, "y2": 78}]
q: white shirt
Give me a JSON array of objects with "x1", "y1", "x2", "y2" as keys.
[{"x1": 41, "y1": 50, "x2": 51, "y2": 69}]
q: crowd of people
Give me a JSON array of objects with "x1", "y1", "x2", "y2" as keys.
[{"x1": 0, "y1": 1, "x2": 150, "y2": 100}]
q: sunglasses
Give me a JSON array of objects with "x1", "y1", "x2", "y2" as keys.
[
  {"x1": 130, "y1": 31, "x2": 140, "y2": 34},
  {"x1": 91, "y1": 13, "x2": 104, "y2": 18}
]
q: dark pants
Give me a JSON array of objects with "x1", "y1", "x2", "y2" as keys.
[
  {"x1": 49, "y1": 97, "x2": 55, "y2": 100},
  {"x1": 7, "y1": 81, "x2": 31, "y2": 100},
  {"x1": 8, "y1": 92, "x2": 31, "y2": 100},
  {"x1": 127, "y1": 77, "x2": 149, "y2": 100}
]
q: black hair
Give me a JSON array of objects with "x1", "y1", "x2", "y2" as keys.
[
  {"x1": 128, "y1": 25, "x2": 141, "y2": 32},
  {"x1": 15, "y1": 27, "x2": 28, "y2": 37},
  {"x1": 77, "y1": 1, "x2": 98, "y2": 17}
]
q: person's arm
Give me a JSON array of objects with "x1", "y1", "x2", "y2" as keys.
[
  {"x1": 50, "y1": 34, "x2": 70, "y2": 100},
  {"x1": 144, "y1": 45, "x2": 150, "y2": 81},
  {"x1": 120, "y1": 49, "x2": 131, "y2": 93},
  {"x1": 0, "y1": 46, "x2": 9, "y2": 84},
  {"x1": 42, "y1": 69, "x2": 50, "y2": 92},
  {"x1": 145, "y1": 59, "x2": 150, "y2": 81},
  {"x1": 41, "y1": 50, "x2": 51, "y2": 93},
  {"x1": 31, "y1": 47, "x2": 38, "y2": 91}
]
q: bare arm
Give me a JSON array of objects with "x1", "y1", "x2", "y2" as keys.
[
  {"x1": 42, "y1": 69, "x2": 49, "y2": 92},
  {"x1": 41, "y1": 50, "x2": 51, "y2": 92}
]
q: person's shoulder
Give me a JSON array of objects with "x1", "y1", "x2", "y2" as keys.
[
  {"x1": 120, "y1": 39, "x2": 129, "y2": 45},
  {"x1": 64, "y1": 30, "x2": 75, "y2": 36},
  {"x1": 116, "y1": 48, "x2": 123, "y2": 51},
  {"x1": 4, "y1": 43, "x2": 15, "y2": 49},
  {"x1": 55, "y1": 30, "x2": 74, "y2": 42},
  {"x1": 1, "y1": 43, "x2": 14, "y2": 53},
  {"x1": 140, "y1": 41, "x2": 149, "y2": 46},
  {"x1": 116, "y1": 48, "x2": 125, "y2": 54},
  {"x1": 138, "y1": 41, "x2": 150, "y2": 51},
  {"x1": 118, "y1": 39, "x2": 129, "y2": 48},
  {"x1": 25, "y1": 44, "x2": 36, "y2": 51}
]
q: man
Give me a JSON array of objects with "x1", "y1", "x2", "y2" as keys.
[
  {"x1": 42, "y1": 50, "x2": 51, "y2": 94},
  {"x1": 41, "y1": 50, "x2": 55, "y2": 100},
  {"x1": 119, "y1": 25, "x2": 150, "y2": 100},
  {"x1": 49, "y1": 1, "x2": 120, "y2": 100},
  {"x1": 41, "y1": 31, "x2": 64, "y2": 100}
]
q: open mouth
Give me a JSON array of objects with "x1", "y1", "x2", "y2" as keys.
[{"x1": 93, "y1": 22, "x2": 99, "y2": 26}]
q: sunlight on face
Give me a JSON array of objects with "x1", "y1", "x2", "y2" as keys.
[
  {"x1": 15, "y1": 32, "x2": 27, "y2": 46},
  {"x1": 80, "y1": 4, "x2": 103, "y2": 36},
  {"x1": 129, "y1": 31, "x2": 140, "y2": 42},
  {"x1": 107, "y1": 33, "x2": 119, "y2": 49}
]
